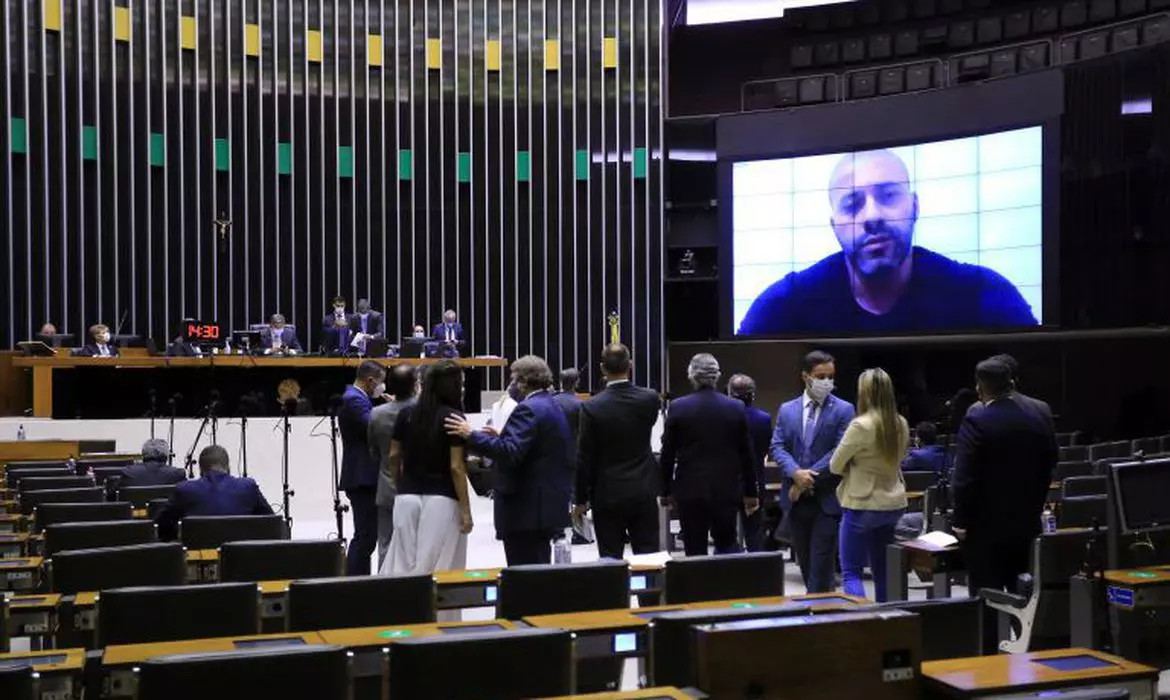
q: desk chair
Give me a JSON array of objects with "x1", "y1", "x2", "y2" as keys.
[
  {"x1": 1054, "y1": 461, "x2": 1093, "y2": 481},
  {"x1": 50, "y1": 542, "x2": 187, "y2": 594},
  {"x1": 286, "y1": 574, "x2": 435, "y2": 631},
  {"x1": 1089, "y1": 441, "x2": 1133, "y2": 463},
  {"x1": 1060, "y1": 445, "x2": 1089, "y2": 463},
  {"x1": 663, "y1": 552, "x2": 785, "y2": 604},
  {"x1": 648, "y1": 602, "x2": 812, "y2": 688},
  {"x1": 875, "y1": 597, "x2": 983, "y2": 660},
  {"x1": 134, "y1": 645, "x2": 349, "y2": 700},
  {"x1": 17, "y1": 476, "x2": 95, "y2": 495},
  {"x1": 4, "y1": 467, "x2": 71, "y2": 489},
  {"x1": 43, "y1": 520, "x2": 157, "y2": 557},
  {"x1": 87, "y1": 466, "x2": 127, "y2": 486},
  {"x1": 4, "y1": 460, "x2": 68, "y2": 472},
  {"x1": 33, "y1": 502, "x2": 133, "y2": 532},
  {"x1": 115, "y1": 485, "x2": 177, "y2": 508},
  {"x1": 387, "y1": 629, "x2": 572, "y2": 700},
  {"x1": 1056, "y1": 431, "x2": 1081, "y2": 447},
  {"x1": 1131, "y1": 437, "x2": 1163, "y2": 456},
  {"x1": 76, "y1": 457, "x2": 136, "y2": 470},
  {"x1": 98, "y1": 583, "x2": 261, "y2": 646},
  {"x1": 0, "y1": 594, "x2": 8, "y2": 653},
  {"x1": 1062, "y1": 476, "x2": 1107, "y2": 499},
  {"x1": 19, "y1": 487, "x2": 105, "y2": 517},
  {"x1": 179, "y1": 515, "x2": 288, "y2": 550},
  {"x1": 902, "y1": 471, "x2": 936, "y2": 493},
  {"x1": 145, "y1": 499, "x2": 169, "y2": 520},
  {"x1": 0, "y1": 665, "x2": 36, "y2": 700},
  {"x1": 77, "y1": 440, "x2": 116, "y2": 453},
  {"x1": 980, "y1": 529, "x2": 1095, "y2": 653},
  {"x1": 218, "y1": 540, "x2": 345, "y2": 583},
  {"x1": 1058, "y1": 495, "x2": 1107, "y2": 529},
  {"x1": 496, "y1": 560, "x2": 630, "y2": 620}
]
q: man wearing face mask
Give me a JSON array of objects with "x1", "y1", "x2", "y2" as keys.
[
  {"x1": 350, "y1": 298, "x2": 383, "y2": 355},
  {"x1": 76, "y1": 324, "x2": 120, "y2": 357},
  {"x1": 322, "y1": 296, "x2": 353, "y2": 355},
  {"x1": 431, "y1": 309, "x2": 466, "y2": 358},
  {"x1": 338, "y1": 360, "x2": 388, "y2": 575},
  {"x1": 260, "y1": 314, "x2": 302, "y2": 355},
  {"x1": 770, "y1": 350, "x2": 855, "y2": 593}
]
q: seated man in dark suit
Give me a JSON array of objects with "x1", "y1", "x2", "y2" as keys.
[
  {"x1": 154, "y1": 444, "x2": 274, "y2": 541},
  {"x1": 74, "y1": 323, "x2": 119, "y2": 358},
  {"x1": 903, "y1": 421, "x2": 946, "y2": 475},
  {"x1": 109, "y1": 438, "x2": 186, "y2": 497},
  {"x1": 260, "y1": 314, "x2": 302, "y2": 355},
  {"x1": 431, "y1": 309, "x2": 466, "y2": 358}
]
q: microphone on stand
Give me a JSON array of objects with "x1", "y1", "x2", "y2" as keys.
[
  {"x1": 207, "y1": 390, "x2": 222, "y2": 444},
  {"x1": 326, "y1": 394, "x2": 348, "y2": 543},
  {"x1": 280, "y1": 396, "x2": 298, "y2": 534},
  {"x1": 167, "y1": 393, "x2": 183, "y2": 466}
]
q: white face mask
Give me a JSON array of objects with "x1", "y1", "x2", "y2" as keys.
[
  {"x1": 371, "y1": 382, "x2": 386, "y2": 399},
  {"x1": 413, "y1": 330, "x2": 425, "y2": 338},
  {"x1": 807, "y1": 377, "x2": 835, "y2": 403}
]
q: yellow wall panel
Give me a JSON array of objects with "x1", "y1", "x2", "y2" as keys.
[
  {"x1": 426, "y1": 38, "x2": 442, "y2": 69},
  {"x1": 486, "y1": 39, "x2": 501, "y2": 71},
  {"x1": 114, "y1": 6, "x2": 131, "y2": 42},
  {"x1": 44, "y1": 0, "x2": 62, "y2": 31},
  {"x1": 544, "y1": 39, "x2": 560, "y2": 71},
  {"x1": 307, "y1": 29, "x2": 323, "y2": 62},
  {"x1": 368, "y1": 34, "x2": 383, "y2": 67},
  {"x1": 244, "y1": 23, "x2": 261, "y2": 57},
  {"x1": 180, "y1": 16, "x2": 197, "y2": 50},
  {"x1": 602, "y1": 36, "x2": 618, "y2": 68}
]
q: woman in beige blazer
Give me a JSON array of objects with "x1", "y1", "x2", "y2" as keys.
[{"x1": 829, "y1": 368, "x2": 909, "y2": 601}]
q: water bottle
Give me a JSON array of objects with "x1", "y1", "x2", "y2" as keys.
[
  {"x1": 553, "y1": 528, "x2": 572, "y2": 564},
  {"x1": 1041, "y1": 505, "x2": 1056, "y2": 534},
  {"x1": 16, "y1": 424, "x2": 25, "y2": 441}
]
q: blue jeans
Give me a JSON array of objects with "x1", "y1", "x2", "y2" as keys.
[{"x1": 839, "y1": 508, "x2": 903, "y2": 602}]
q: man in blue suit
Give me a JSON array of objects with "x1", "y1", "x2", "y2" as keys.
[
  {"x1": 660, "y1": 354, "x2": 759, "y2": 557},
  {"x1": 260, "y1": 314, "x2": 302, "y2": 355},
  {"x1": 338, "y1": 360, "x2": 387, "y2": 575},
  {"x1": 728, "y1": 373, "x2": 773, "y2": 552},
  {"x1": 154, "y1": 445, "x2": 273, "y2": 541},
  {"x1": 770, "y1": 350, "x2": 855, "y2": 593},
  {"x1": 903, "y1": 421, "x2": 947, "y2": 475},
  {"x1": 431, "y1": 309, "x2": 466, "y2": 358},
  {"x1": 446, "y1": 355, "x2": 574, "y2": 566}
]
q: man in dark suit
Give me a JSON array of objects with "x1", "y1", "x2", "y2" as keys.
[
  {"x1": 903, "y1": 421, "x2": 947, "y2": 475},
  {"x1": 112, "y1": 438, "x2": 186, "y2": 497},
  {"x1": 154, "y1": 445, "x2": 273, "y2": 541},
  {"x1": 728, "y1": 373, "x2": 773, "y2": 552},
  {"x1": 552, "y1": 368, "x2": 584, "y2": 440},
  {"x1": 967, "y1": 354, "x2": 1056, "y2": 433},
  {"x1": 75, "y1": 323, "x2": 119, "y2": 357},
  {"x1": 349, "y1": 298, "x2": 384, "y2": 355},
  {"x1": 769, "y1": 350, "x2": 855, "y2": 592},
  {"x1": 660, "y1": 354, "x2": 759, "y2": 556},
  {"x1": 338, "y1": 360, "x2": 387, "y2": 575},
  {"x1": 446, "y1": 355, "x2": 573, "y2": 566},
  {"x1": 573, "y1": 344, "x2": 662, "y2": 559},
  {"x1": 952, "y1": 358, "x2": 1058, "y2": 654},
  {"x1": 322, "y1": 296, "x2": 356, "y2": 355},
  {"x1": 431, "y1": 309, "x2": 466, "y2": 358},
  {"x1": 260, "y1": 314, "x2": 302, "y2": 355}
]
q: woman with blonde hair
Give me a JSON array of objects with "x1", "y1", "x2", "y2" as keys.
[{"x1": 829, "y1": 368, "x2": 909, "y2": 601}]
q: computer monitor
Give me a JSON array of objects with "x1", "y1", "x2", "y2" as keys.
[
  {"x1": 112, "y1": 334, "x2": 144, "y2": 348},
  {"x1": 364, "y1": 337, "x2": 389, "y2": 358},
  {"x1": 16, "y1": 341, "x2": 56, "y2": 357},
  {"x1": 400, "y1": 337, "x2": 426, "y2": 358},
  {"x1": 231, "y1": 330, "x2": 263, "y2": 353},
  {"x1": 34, "y1": 332, "x2": 74, "y2": 348},
  {"x1": 1109, "y1": 458, "x2": 1170, "y2": 534}
]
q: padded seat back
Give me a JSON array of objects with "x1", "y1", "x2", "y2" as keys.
[
  {"x1": 116, "y1": 484, "x2": 177, "y2": 508},
  {"x1": 1057, "y1": 495, "x2": 1107, "y2": 529},
  {"x1": 1053, "y1": 461, "x2": 1092, "y2": 481},
  {"x1": 50, "y1": 542, "x2": 187, "y2": 594},
  {"x1": 875, "y1": 597, "x2": 982, "y2": 660},
  {"x1": 18, "y1": 475, "x2": 94, "y2": 493},
  {"x1": 77, "y1": 456, "x2": 137, "y2": 470},
  {"x1": 44, "y1": 520, "x2": 157, "y2": 557},
  {"x1": 98, "y1": 583, "x2": 261, "y2": 646},
  {"x1": 20, "y1": 487, "x2": 105, "y2": 517},
  {"x1": 497, "y1": 560, "x2": 630, "y2": 620},
  {"x1": 1089, "y1": 441, "x2": 1132, "y2": 463},
  {"x1": 901, "y1": 471, "x2": 935, "y2": 492},
  {"x1": 0, "y1": 665, "x2": 35, "y2": 700},
  {"x1": 1030, "y1": 529, "x2": 1095, "y2": 649},
  {"x1": 179, "y1": 515, "x2": 289, "y2": 550},
  {"x1": 218, "y1": 540, "x2": 345, "y2": 582},
  {"x1": 34, "y1": 502, "x2": 134, "y2": 531},
  {"x1": 1059, "y1": 445, "x2": 1088, "y2": 462},
  {"x1": 287, "y1": 575, "x2": 436, "y2": 631},
  {"x1": 1131, "y1": 438, "x2": 1163, "y2": 456},
  {"x1": 1061, "y1": 476, "x2": 1106, "y2": 499},
  {"x1": 88, "y1": 466, "x2": 128, "y2": 485},
  {"x1": 663, "y1": 552, "x2": 785, "y2": 604},
  {"x1": 4, "y1": 467, "x2": 71, "y2": 489},
  {"x1": 135, "y1": 645, "x2": 349, "y2": 700},
  {"x1": 1055, "y1": 432, "x2": 1080, "y2": 447}
]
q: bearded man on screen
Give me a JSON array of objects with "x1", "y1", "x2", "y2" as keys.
[{"x1": 737, "y1": 149, "x2": 1037, "y2": 335}]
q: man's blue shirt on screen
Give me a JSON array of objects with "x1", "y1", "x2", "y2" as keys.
[{"x1": 738, "y1": 247, "x2": 1037, "y2": 335}]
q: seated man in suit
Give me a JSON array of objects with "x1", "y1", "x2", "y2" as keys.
[
  {"x1": 260, "y1": 314, "x2": 302, "y2": 355},
  {"x1": 154, "y1": 444, "x2": 274, "y2": 541},
  {"x1": 903, "y1": 421, "x2": 946, "y2": 475},
  {"x1": 74, "y1": 324, "x2": 119, "y2": 357},
  {"x1": 350, "y1": 298, "x2": 383, "y2": 352},
  {"x1": 109, "y1": 438, "x2": 186, "y2": 497},
  {"x1": 431, "y1": 309, "x2": 466, "y2": 358}
]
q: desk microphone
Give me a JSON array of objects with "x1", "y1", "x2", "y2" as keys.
[{"x1": 113, "y1": 309, "x2": 129, "y2": 337}]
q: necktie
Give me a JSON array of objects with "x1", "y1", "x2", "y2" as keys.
[
  {"x1": 361, "y1": 316, "x2": 367, "y2": 334},
  {"x1": 801, "y1": 401, "x2": 818, "y2": 466},
  {"x1": 447, "y1": 325, "x2": 453, "y2": 342}
]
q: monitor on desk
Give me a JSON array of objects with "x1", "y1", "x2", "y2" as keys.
[
  {"x1": 230, "y1": 330, "x2": 263, "y2": 353},
  {"x1": 400, "y1": 337, "x2": 426, "y2": 358},
  {"x1": 16, "y1": 341, "x2": 56, "y2": 357},
  {"x1": 34, "y1": 332, "x2": 74, "y2": 348},
  {"x1": 112, "y1": 334, "x2": 144, "y2": 349},
  {"x1": 1109, "y1": 458, "x2": 1170, "y2": 534}
]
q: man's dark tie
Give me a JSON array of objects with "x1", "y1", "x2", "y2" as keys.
[
  {"x1": 361, "y1": 316, "x2": 367, "y2": 334},
  {"x1": 801, "y1": 401, "x2": 818, "y2": 466}
]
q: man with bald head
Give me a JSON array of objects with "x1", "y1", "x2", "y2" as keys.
[{"x1": 738, "y1": 148, "x2": 1037, "y2": 334}]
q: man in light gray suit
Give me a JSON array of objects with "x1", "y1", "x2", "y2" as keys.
[{"x1": 367, "y1": 363, "x2": 418, "y2": 570}]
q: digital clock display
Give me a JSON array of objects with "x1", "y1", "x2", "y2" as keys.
[{"x1": 183, "y1": 321, "x2": 222, "y2": 341}]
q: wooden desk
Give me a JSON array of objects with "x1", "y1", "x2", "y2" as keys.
[
  {"x1": 186, "y1": 548, "x2": 218, "y2": 583},
  {"x1": 922, "y1": 648, "x2": 1158, "y2": 699},
  {"x1": 0, "y1": 514, "x2": 26, "y2": 534},
  {"x1": 13, "y1": 356, "x2": 507, "y2": 417},
  {"x1": 886, "y1": 538, "x2": 965, "y2": 602},
  {"x1": 1101, "y1": 567, "x2": 1170, "y2": 609},
  {"x1": 539, "y1": 688, "x2": 692, "y2": 699},
  {"x1": 0, "y1": 532, "x2": 29, "y2": 558},
  {"x1": 102, "y1": 631, "x2": 329, "y2": 698},
  {"x1": 0, "y1": 556, "x2": 42, "y2": 591},
  {"x1": 431, "y1": 565, "x2": 666, "y2": 611},
  {"x1": 0, "y1": 499, "x2": 15, "y2": 515},
  {"x1": 7, "y1": 593, "x2": 61, "y2": 649},
  {"x1": 0, "y1": 440, "x2": 81, "y2": 467},
  {"x1": 0, "y1": 647, "x2": 86, "y2": 698}
]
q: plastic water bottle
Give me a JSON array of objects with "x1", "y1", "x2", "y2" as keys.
[
  {"x1": 16, "y1": 424, "x2": 25, "y2": 441},
  {"x1": 1041, "y1": 506, "x2": 1056, "y2": 534},
  {"x1": 553, "y1": 528, "x2": 572, "y2": 564}
]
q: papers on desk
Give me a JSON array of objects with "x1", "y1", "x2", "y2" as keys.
[
  {"x1": 625, "y1": 551, "x2": 672, "y2": 568},
  {"x1": 914, "y1": 531, "x2": 958, "y2": 548}
]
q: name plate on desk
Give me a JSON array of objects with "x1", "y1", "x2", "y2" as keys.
[{"x1": 1108, "y1": 585, "x2": 1136, "y2": 608}]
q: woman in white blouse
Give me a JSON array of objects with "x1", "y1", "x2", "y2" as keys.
[{"x1": 830, "y1": 367, "x2": 909, "y2": 602}]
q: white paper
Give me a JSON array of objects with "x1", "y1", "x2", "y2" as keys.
[
  {"x1": 625, "y1": 551, "x2": 673, "y2": 568},
  {"x1": 915, "y1": 531, "x2": 958, "y2": 548}
]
